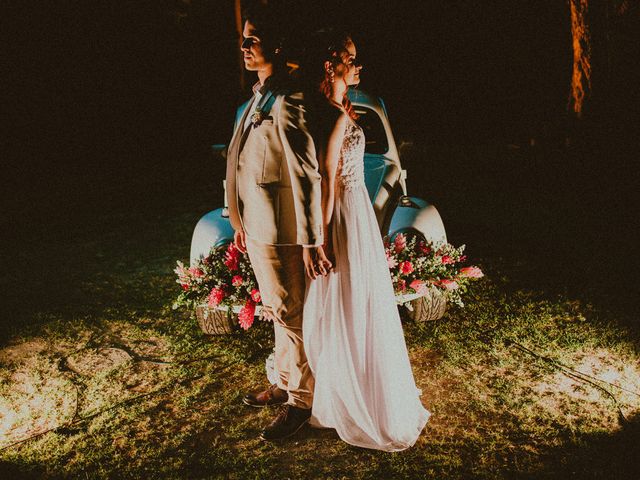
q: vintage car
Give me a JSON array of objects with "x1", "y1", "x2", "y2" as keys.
[{"x1": 190, "y1": 88, "x2": 446, "y2": 265}]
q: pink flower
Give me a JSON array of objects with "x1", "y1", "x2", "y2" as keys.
[
  {"x1": 174, "y1": 261, "x2": 190, "y2": 284},
  {"x1": 441, "y1": 255, "x2": 454, "y2": 265},
  {"x1": 232, "y1": 275, "x2": 244, "y2": 287},
  {"x1": 397, "y1": 279, "x2": 407, "y2": 292},
  {"x1": 399, "y1": 261, "x2": 414, "y2": 275},
  {"x1": 460, "y1": 266, "x2": 484, "y2": 278},
  {"x1": 459, "y1": 255, "x2": 467, "y2": 263},
  {"x1": 224, "y1": 242, "x2": 240, "y2": 271},
  {"x1": 394, "y1": 233, "x2": 407, "y2": 253},
  {"x1": 238, "y1": 300, "x2": 256, "y2": 330},
  {"x1": 438, "y1": 279, "x2": 459, "y2": 290},
  {"x1": 188, "y1": 267, "x2": 204, "y2": 277},
  {"x1": 386, "y1": 251, "x2": 398, "y2": 269},
  {"x1": 207, "y1": 287, "x2": 226, "y2": 307},
  {"x1": 250, "y1": 289, "x2": 261, "y2": 303},
  {"x1": 409, "y1": 279, "x2": 428, "y2": 295}
]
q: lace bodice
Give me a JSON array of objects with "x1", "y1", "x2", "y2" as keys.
[{"x1": 336, "y1": 119, "x2": 365, "y2": 191}]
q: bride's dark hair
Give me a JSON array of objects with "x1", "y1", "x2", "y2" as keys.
[{"x1": 301, "y1": 29, "x2": 358, "y2": 120}]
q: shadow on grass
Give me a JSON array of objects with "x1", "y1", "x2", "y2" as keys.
[
  {"x1": 524, "y1": 413, "x2": 640, "y2": 480},
  {"x1": 1, "y1": 414, "x2": 638, "y2": 479},
  {"x1": 0, "y1": 461, "x2": 47, "y2": 480}
]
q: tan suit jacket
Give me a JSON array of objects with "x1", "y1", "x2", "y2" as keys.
[{"x1": 226, "y1": 86, "x2": 323, "y2": 246}]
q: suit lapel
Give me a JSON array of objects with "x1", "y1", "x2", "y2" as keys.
[
  {"x1": 229, "y1": 99, "x2": 254, "y2": 154},
  {"x1": 237, "y1": 89, "x2": 277, "y2": 152}
]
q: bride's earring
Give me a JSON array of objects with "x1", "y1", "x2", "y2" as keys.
[{"x1": 328, "y1": 69, "x2": 335, "y2": 83}]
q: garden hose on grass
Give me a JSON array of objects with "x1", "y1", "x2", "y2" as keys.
[
  {"x1": 504, "y1": 338, "x2": 638, "y2": 425},
  {"x1": 1, "y1": 340, "x2": 269, "y2": 452}
]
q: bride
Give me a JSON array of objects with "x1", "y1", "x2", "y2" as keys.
[{"x1": 301, "y1": 31, "x2": 430, "y2": 451}]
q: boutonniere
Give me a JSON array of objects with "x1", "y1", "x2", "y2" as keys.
[{"x1": 251, "y1": 109, "x2": 266, "y2": 128}]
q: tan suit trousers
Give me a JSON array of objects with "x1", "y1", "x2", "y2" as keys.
[{"x1": 245, "y1": 236, "x2": 314, "y2": 408}]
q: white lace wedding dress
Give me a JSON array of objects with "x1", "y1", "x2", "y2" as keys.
[{"x1": 303, "y1": 117, "x2": 430, "y2": 451}]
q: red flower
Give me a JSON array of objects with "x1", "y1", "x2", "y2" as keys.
[
  {"x1": 238, "y1": 300, "x2": 256, "y2": 330},
  {"x1": 224, "y1": 243, "x2": 240, "y2": 271},
  {"x1": 232, "y1": 275, "x2": 244, "y2": 287},
  {"x1": 399, "y1": 260, "x2": 414, "y2": 274},
  {"x1": 441, "y1": 255, "x2": 454, "y2": 265},
  {"x1": 394, "y1": 233, "x2": 407, "y2": 253},
  {"x1": 181, "y1": 283, "x2": 189, "y2": 291},
  {"x1": 418, "y1": 241, "x2": 431, "y2": 255},
  {"x1": 459, "y1": 255, "x2": 467, "y2": 263},
  {"x1": 250, "y1": 289, "x2": 261, "y2": 303},
  {"x1": 207, "y1": 287, "x2": 226, "y2": 307}
]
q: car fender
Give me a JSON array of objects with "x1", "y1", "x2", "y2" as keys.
[
  {"x1": 190, "y1": 208, "x2": 234, "y2": 264},
  {"x1": 387, "y1": 197, "x2": 447, "y2": 246}
]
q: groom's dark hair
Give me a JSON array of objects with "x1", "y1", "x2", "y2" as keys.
[{"x1": 242, "y1": 1, "x2": 287, "y2": 71}]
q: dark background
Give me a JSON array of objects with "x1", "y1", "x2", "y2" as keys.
[{"x1": 3, "y1": 0, "x2": 639, "y2": 316}]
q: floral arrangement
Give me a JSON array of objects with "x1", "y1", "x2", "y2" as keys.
[
  {"x1": 173, "y1": 242, "x2": 261, "y2": 330},
  {"x1": 384, "y1": 233, "x2": 484, "y2": 307},
  {"x1": 174, "y1": 234, "x2": 483, "y2": 331}
]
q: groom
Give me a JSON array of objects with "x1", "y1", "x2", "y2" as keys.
[{"x1": 225, "y1": 3, "x2": 330, "y2": 440}]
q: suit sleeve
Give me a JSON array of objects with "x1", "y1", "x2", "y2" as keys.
[{"x1": 278, "y1": 92, "x2": 324, "y2": 246}]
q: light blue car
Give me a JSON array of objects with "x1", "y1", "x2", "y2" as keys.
[{"x1": 190, "y1": 89, "x2": 446, "y2": 265}]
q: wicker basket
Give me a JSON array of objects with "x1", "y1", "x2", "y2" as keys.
[
  {"x1": 405, "y1": 286, "x2": 447, "y2": 322},
  {"x1": 195, "y1": 305, "x2": 236, "y2": 334}
]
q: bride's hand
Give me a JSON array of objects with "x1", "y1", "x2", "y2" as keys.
[
  {"x1": 323, "y1": 240, "x2": 335, "y2": 267},
  {"x1": 316, "y1": 246, "x2": 333, "y2": 276},
  {"x1": 303, "y1": 246, "x2": 332, "y2": 280}
]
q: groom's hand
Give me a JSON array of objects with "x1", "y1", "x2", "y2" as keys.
[
  {"x1": 302, "y1": 247, "x2": 319, "y2": 280},
  {"x1": 234, "y1": 229, "x2": 247, "y2": 253}
]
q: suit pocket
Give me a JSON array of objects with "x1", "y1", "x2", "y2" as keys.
[{"x1": 260, "y1": 133, "x2": 282, "y2": 184}]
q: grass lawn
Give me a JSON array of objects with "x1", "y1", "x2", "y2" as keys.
[{"x1": 1, "y1": 145, "x2": 639, "y2": 479}]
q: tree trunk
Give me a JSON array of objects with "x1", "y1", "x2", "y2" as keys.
[{"x1": 568, "y1": 0, "x2": 593, "y2": 119}]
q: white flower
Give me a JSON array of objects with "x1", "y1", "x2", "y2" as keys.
[{"x1": 251, "y1": 110, "x2": 265, "y2": 127}]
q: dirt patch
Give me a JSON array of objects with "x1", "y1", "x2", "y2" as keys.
[
  {"x1": 65, "y1": 347, "x2": 133, "y2": 376},
  {"x1": 0, "y1": 339, "x2": 49, "y2": 365}
]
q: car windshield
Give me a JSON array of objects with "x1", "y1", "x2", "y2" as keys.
[{"x1": 353, "y1": 107, "x2": 389, "y2": 155}]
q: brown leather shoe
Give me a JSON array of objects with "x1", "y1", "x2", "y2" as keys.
[
  {"x1": 260, "y1": 405, "x2": 311, "y2": 441},
  {"x1": 242, "y1": 384, "x2": 288, "y2": 408}
]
